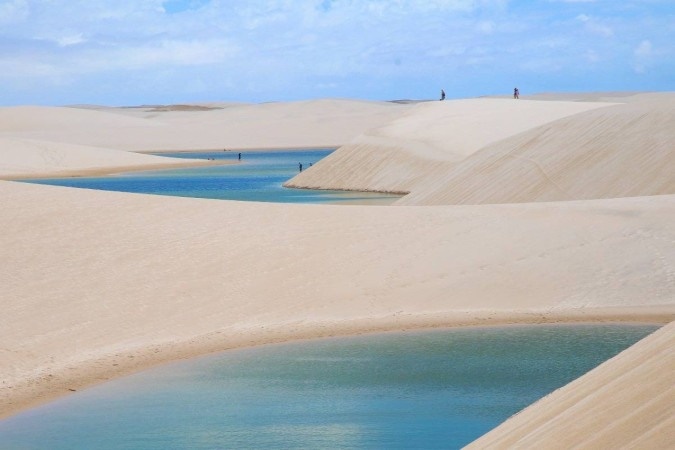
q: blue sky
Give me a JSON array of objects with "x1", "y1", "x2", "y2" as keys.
[{"x1": 0, "y1": 0, "x2": 672, "y2": 105}]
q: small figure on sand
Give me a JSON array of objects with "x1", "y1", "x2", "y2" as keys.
[
  {"x1": 238, "y1": 152, "x2": 241, "y2": 160},
  {"x1": 440, "y1": 89, "x2": 446, "y2": 101},
  {"x1": 513, "y1": 87, "x2": 519, "y2": 99},
  {"x1": 299, "y1": 162, "x2": 303, "y2": 172}
]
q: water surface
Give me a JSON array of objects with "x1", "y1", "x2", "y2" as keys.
[
  {"x1": 0, "y1": 324, "x2": 657, "y2": 450},
  {"x1": 22, "y1": 149, "x2": 401, "y2": 204}
]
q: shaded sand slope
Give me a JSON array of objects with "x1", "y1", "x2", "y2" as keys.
[
  {"x1": 284, "y1": 98, "x2": 613, "y2": 194},
  {"x1": 0, "y1": 137, "x2": 209, "y2": 179},
  {"x1": 1, "y1": 180, "x2": 673, "y2": 416},
  {"x1": 401, "y1": 92, "x2": 675, "y2": 205},
  {"x1": 0, "y1": 99, "x2": 411, "y2": 151},
  {"x1": 467, "y1": 321, "x2": 675, "y2": 449}
]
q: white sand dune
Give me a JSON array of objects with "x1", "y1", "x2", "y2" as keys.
[
  {"x1": 401, "y1": 93, "x2": 675, "y2": 205},
  {"x1": 0, "y1": 94, "x2": 673, "y2": 447},
  {"x1": 286, "y1": 93, "x2": 675, "y2": 207},
  {"x1": 284, "y1": 98, "x2": 614, "y2": 194},
  {"x1": 0, "y1": 137, "x2": 209, "y2": 178},
  {"x1": 0, "y1": 99, "x2": 411, "y2": 152},
  {"x1": 468, "y1": 320, "x2": 675, "y2": 449}
]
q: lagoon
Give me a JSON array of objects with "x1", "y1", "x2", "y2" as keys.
[
  {"x1": 0, "y1": 324, "x2": 657, "y2": 450},
  {"x1": 22, "y1": 149, "x2": 401, "y2": 205}
]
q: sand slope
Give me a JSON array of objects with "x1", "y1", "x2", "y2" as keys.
[
  {"x1": 286, "y1": 93, "x2": 675, "y2": 207},
  {"x1": 467, "y1": 320, "x2": 675, "y2": 449},
  {"x1": 401, "y1": 93, "x2": 675, "y2": 205},
  {"x1": 285, "y1": 98, "x2": 614, "y2": 194}
]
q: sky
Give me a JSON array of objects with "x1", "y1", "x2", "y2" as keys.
[{"x1": 0, "y1": 0, "x2": 673, "y2": 106}]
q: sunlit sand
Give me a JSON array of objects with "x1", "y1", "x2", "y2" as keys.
[{"x1": 1, "y1": 93, "x2": 673, "y2": 447}]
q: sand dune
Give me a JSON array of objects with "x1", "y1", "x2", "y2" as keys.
[
  {"x1": 401, "y1": 93, "x2": 675, "y2": 205},
  {"x1": 1, "y1": 94, "x2": 674, "y2": 447},
  {"x1": 284, "y1": 98, "x2": 614, "y2": 194},
  {"x1": 286, "y1": 93, "x2": 675, "y2": 207},
  {"x1": 468, "y1": 320, "x2": 675, "y2": 449},
  {"x1": 0, "y1": 99, "x2": 411, "y2": 152},
  {"x1": 0, "y1": 137, "x2": 209, "y2": 179}
]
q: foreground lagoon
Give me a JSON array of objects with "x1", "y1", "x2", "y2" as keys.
[{"x1": 0, "y1": 324, "x2": 658, "y2": 450}]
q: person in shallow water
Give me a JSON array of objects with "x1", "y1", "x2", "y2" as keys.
[
  {"x1": 238, "y1": 152, "x2": 241, "y2": 160},
  {"x1": 299, "y1": 163, "x2": 303, "y2": 172}
]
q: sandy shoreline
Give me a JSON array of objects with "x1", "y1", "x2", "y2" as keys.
[
  {"x1": 0, "y1": 159, "x2": 229, "y2": 181},
  {"x1": 3, "y1": 308, "x2": 671, "y2": 420},
  {"x1": 1, "y1": 93, "x2": 674, "y2": 445},
  {"x1": 135, "y1": 145, "x2": 339, "y2": 154}
]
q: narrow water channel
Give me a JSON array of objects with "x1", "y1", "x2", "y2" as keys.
[{"x1": 21, "y1": 149, "x2": 402, "y2": 205}]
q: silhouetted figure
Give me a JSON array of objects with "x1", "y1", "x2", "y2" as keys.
[
  {"x1": 440, "y1": 89, "x2": 446, "y2": 101},
  {"x1": 514, "y1": 87, "x2": 519, "y2": 99},
  {"x1": 238, "y1": 152, "x2": 241, "y2": 160},
  {"x1": 299, "y1": 163, "x2": 303, "y2": 172}
]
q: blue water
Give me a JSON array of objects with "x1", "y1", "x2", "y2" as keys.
[
  {"x1": 0, "y1": 325, "x2": 657, "y2": 450},
  {"x1": 21, "y1": 149, "x2": 401, "y2": 204}
]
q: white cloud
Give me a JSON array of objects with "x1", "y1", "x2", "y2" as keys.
[
  {"x1": 633, "y1": 39, "x2": 653, "y2": 74},
  {"x1": 0, "y1": 0, "x2": 673, "y2": 105},
  {"x1": 0, "y1": 0, "x2": 29, "y2": 24},
  {"x1": 57, "y1": 33, "x2": 87, "y2": 47},
  {"x1": 575, "y1": 14, "x2": 613, "y2": 37},
  {"x1": 584, "y1": 49, "x2": 599, "y2": 63}
]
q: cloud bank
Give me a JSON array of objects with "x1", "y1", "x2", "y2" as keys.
[{"x1": 0, "y1": 0, "x2": 672, "y2": 105}]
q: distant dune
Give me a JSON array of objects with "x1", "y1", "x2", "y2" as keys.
[{"x1": 0, "y1": 99, "x2": 411, "y2": 154}]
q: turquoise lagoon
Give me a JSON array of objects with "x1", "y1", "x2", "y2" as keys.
[
  {"x1": 22, "y1": 149, "x2": 401, "y2": 204},
  {"x1": 0, "y1": 325, "x2": 657, "y2": 449}
]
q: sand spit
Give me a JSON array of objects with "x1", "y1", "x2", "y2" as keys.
[
  {"x1": 467, "y1": 320, "x2": 675, "y2": 449},
  {"x1": 0, "y1": 137, "x2": 213, "y2": 179},
  {"x1": 1, "y1": 94, "x2": 674, "y2": 447}
]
